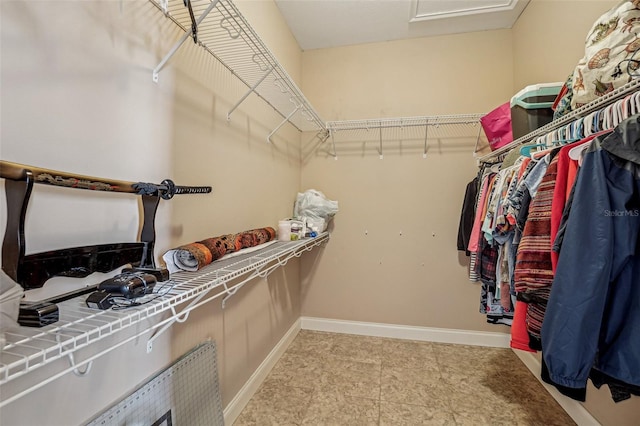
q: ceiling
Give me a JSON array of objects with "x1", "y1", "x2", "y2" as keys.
[{"x1": 274, "y1": 0, "x2": 530, "y2": 51}]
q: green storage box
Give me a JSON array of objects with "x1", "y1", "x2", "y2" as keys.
[{"x1": 510, "y1": 82, "x2": 562, "y2": 140}]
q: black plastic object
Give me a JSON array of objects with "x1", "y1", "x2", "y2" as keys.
[
  {"x1": 97, "y1": 273, "x2": 156, "y2": 299},
  {"x1": 18, "y1": 243, "x2": 146, "y2": 290},
  {"x1": 18, "y1": 302, "x2": 59, "y2": 327},
  {"x1": 85, "y1": 291, "x2": 114, "y2": 310}
]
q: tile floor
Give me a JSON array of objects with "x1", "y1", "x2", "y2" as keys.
[{"x1": 233, "y1": 330, "x2": 576, "y2": 426}]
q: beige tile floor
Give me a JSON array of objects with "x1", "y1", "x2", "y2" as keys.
[{"x1": 233, "y1": 330, "x2": 576, "y2": 425}]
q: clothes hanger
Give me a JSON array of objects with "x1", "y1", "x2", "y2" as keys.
[
  {"x1": 531, "y1": 147, "x2": 555, "y2": 160},
  {"x1": 569, "y1": 143, "x2": 590, "y2": 161},
  {"x1": 621, "y1": 95, "x2": 632, "y2": 119},
  {"x1": 575, "y1": 117, "x2": 585, "y2": 139},
  {"x1": 520, "y1": 143, "x2": 546, "y2": 157},
  {"x1": 568, "y1": 128, "x2": 614, "y2": 160},
  {"x1": 603, "y1": 104, "x2": 613, "y2": 130}
]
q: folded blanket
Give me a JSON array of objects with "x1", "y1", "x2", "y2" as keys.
[{"x1": 163, "y1": 227, "x2": 276, "y2": 273}]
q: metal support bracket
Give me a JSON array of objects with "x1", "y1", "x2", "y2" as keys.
[
  {"x1": 267, "y1": 104, "x2": 301, "y2": 143},
  {"x1": 152, "y1": 0, "x2": 219, "y2": 83},
  {"x1": 378, "y1": 122, "x2": 383, "y2": 160},
  {"x1": 147, "y1": 288, "x2": 212, "y2": 353},
  {"x1": 330, "y1": 129, "x2": 337, "y2": 160},
  {"x1": 220, "y1": 255, "x2": 290, "y2": 308},
  {"x1": 227, "y1": 67, "x2": 273, "y2": 120},
  {"x1": 56, "y1": 333, "x2": 93, "y2": 377},
  {"x1": 423, "y1": 122, "x2": 429, "y2": 158}
]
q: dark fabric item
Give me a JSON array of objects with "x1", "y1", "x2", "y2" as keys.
[
  {"x1": 457, "y1": 177, "x2": 479, "y2": 255},
  {"x1": 516, "y1": 188, "x2": 532, "y2": 232},
  {"x1": 541, "y1": 358, "x2": 586, "y2": 402},
  {"x1": 528, "y1": 332, "x2": 542, "y2": 351},
  {"x1": 479, "y1": 240, "x2": 499, "y2": 314},
  {"x1": 479, "y1": 242, "x2": 499, "y2": 284},
  {"x1": 542, "y1": 116, "x2": 640, "y2": 393},
  {"x1": 590, "y1": 369, "x2": 640, "y2": 403}
]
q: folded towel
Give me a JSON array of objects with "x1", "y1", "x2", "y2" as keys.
[{"x1": 163, "y1": 227, "x2": 276, "y2": 273}]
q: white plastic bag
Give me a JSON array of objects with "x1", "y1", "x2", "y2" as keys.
[{"x1": 294, "y1": 189, "x2": 338, "y2": 231}]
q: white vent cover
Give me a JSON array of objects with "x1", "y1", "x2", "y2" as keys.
[
  {"x1": 411, "y1": 0, "x2": 517, "y2": 22},
  {"x1": 86, "y1": 342, "x2": 224, "y2": 426}
]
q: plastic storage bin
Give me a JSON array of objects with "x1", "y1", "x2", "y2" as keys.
[{"x1": 510, "y1": 82, "x2": 562, "y2": 140}]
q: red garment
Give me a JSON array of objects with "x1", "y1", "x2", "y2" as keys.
[
  {"x1": 511, "y1": 301, "x2": 535, "y2": 352},
  {"x1": 550, "y1": 132, "x2": 610, "y2": 272},
  {"x1": 518, "y1": 158, "x2": 531, "y2": 179},
  {"x1": 467, "y1": 174, "x2": 494, "y2": 253}
]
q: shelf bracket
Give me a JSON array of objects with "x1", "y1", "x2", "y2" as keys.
[
  {"x1": 146, "y1": 287, "x2": 215, "y2": 353},
  {"x1": 378, "y1": 122, "x2": 383, "y2": 160},
  {"x1": 330, "y1": 129, "x2": 337, "y2": 160},
  {"x1": 267, "y1": 104, "x2": 301, "y2": 143},
  {"x1": 423, "y1": 122, "x2": 429, "y2": 159},
  {"x1": 152, "y1": 0, "x2": 219, "y2": 83},
  {"x1": 227, "y1": 67, "x2": 273, "y2": 120},
  {"x1": 221, "y1": 249, "x2": 299, "y2": 308},
  {"x1": 56, "y1": 333, "x2": 93, "y2": 377},
  {"x1": 473, "y1": 122, "x2": 484, "y2": 155},
  {"x1": 221, "y1": 260, "x2": 273, "y2": 308}
]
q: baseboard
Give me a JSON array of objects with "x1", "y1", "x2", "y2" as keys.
[
  {"x1": 223, "y1": 318, "x2": 301, "y2": 425},
  {"x1": 300, "y1": 316, "x2": 511, "y2": 348},
  {"x1": 512, "y1": 350, "x2": 600, "y2": 426}
]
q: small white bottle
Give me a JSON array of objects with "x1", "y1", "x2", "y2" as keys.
[{"x1": 278, "y1": 220, "x2": 291, "y2": 242}]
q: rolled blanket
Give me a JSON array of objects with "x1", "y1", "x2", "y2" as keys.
[{"x1": 163, "y1": 227, "x2": 276, "y2": 273}]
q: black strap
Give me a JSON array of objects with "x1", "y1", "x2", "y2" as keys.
[{"x1": 184, "y1": 0, "x2": 198, "y2": 43}]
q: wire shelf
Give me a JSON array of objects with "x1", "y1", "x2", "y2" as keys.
[
  {"x1": 326, "y1": 114, "x2": 485, "y2": 132},
  {"x1": 0, "y1": 233, "x2": 329, "y2": 407},
  {"x1": 477, "y1": 79, "x2": 640, "y2": 163},
  {"x1": 149, "y1": 0, "x2": 325, "y2": 134},
  {"x1": 323, "y1": 114, "x2": 485, "y2": 159}
]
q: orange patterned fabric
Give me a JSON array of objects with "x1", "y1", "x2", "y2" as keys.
[{"x1": 173, "y1": 227, "x2": 276, "y2": 270}]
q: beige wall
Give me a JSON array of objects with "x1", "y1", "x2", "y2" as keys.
[
  {"x1": 512, "y1": 0, "x2": 619, "y2": 91},
  {"x1": 300, "y1": 30, "x2": 514, "y2": 333},
  {"x1": 0, "y1": 0, "x2": 304, "y2": 424}
]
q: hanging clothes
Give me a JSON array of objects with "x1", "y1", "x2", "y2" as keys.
[
  {"x1": 550, "y1": 130, "x2": 613, "y2": 272},
  {"x1": 513, "y1": 149, "x2": 561, "y2": 349},
  {"x1": 457, "y1": 176, "x2": 479, "y2": 256},
  {"x1": 541, "y1": 115, "x2": 640, "y2": 402},
  {"x1": 467, "y1": 172, "x2": 495, "y2": 283}
]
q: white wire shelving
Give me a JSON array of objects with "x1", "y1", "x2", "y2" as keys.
[
  {"x1": 149, "y1": 0, "x2": 326, "y2": 140},
  {"x1": 0, "y1": 233, "x2": 329, "y2": 408},
  {"x1": 326, "y1": 114, "x2": 485, "y2": 132},
  {"x1": 325, "y1": 114, "x2": 485, "y2": 159},
  {"x1": 477, "y1": 78, "x2": 640, "y2": 163}
]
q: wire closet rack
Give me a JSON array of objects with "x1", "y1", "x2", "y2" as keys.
[
  {"x1": 325, "y1": 114, "x2": 486, "y2": 159},
  {"x1": 0, "y1": 233, "x2": 329, "y2": 408},
  {"x1": 149, "y1": 0, "x2": 326, "y2": 140}
]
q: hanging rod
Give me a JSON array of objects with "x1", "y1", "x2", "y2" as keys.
[
  {"x1": 478, "y1": 79, "x2": 640, "y2": 163},
  {"x1": 149, "y1": 0, "x2": 325, "y2": 135},
  {"x1": 326, "y1": 113, "x2": 484, "y2": 132}
]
